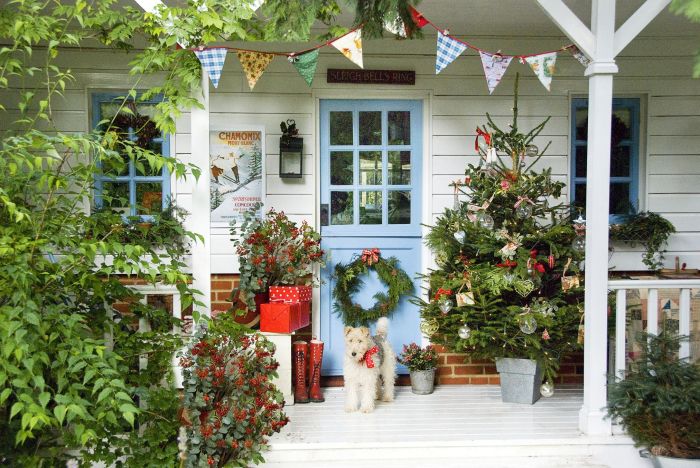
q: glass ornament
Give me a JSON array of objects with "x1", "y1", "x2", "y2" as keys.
[
  {"x1": 525, "y1": 144, "x2": 539, "y2": 157},
  {"x1": 478, "y1": 212, "x2": 495, "y2": 230},
  {"x1": 519, "y1": 315, "x2": 537, "y2": 334},
  {"x1": 453, "y1": 230, "x2": 466, "y2": 243},
  {"x1": 515, "y1": 203, "x2": 533, "y2": 219},
  {"x1": 540, "y1": 382, "x2": 555, "y2": 398},
  {"x1": 458, "y1": 324, "x2": 471, "y2": 339},
  {"x1": 571, "y1": 236, "x2": 586, "y2": 253},
  {"x1": 438, "y1": 299, "x2": 453, "y2": 315}
]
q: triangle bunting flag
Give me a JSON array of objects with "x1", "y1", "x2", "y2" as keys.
[
  {"x1": 436, "y1": 31, "x2": 467, "y2": 74},
  {"x1": 525, "y1": 52, "x2": 557, "y2": 91},
  {"x1": 331, "y1": 29, "x2": 363, "y2": 68},
  {"x1": 290, "y1": 50, "x2": 319, "y2": 87},
  {"x1": 237, "y1": 51, "x2": 274, "y2": 90},
  {"x1": 194, "y1": 47, "x2": 228, "y2": 88},
  {"x1": 479, "y1": 51, "x2": 512, "y2": 94},
  {"x1": 409, "y1": 6, "x2": 429, "y2": 28}
]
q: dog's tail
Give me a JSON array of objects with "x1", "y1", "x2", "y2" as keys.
[{"x1": 376, "y1": 317, "x2": 390, "y2": 338}]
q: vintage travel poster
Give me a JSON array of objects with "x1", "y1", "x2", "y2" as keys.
[{"x1": 210, "y1": 127, "x2": 265, "y2": 225}]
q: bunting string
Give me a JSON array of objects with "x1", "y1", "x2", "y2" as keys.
[{"x1": 189, "y1": 6, "x2": 587, "y2": 90}]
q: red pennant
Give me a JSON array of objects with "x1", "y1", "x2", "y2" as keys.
[{"x1": 409, "y1": 6, "x2": 429, "y2": 28}]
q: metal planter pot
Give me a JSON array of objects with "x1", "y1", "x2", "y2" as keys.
[
  {"x1": 495, "y1": 357, "x2": 543, "y2": 404},
  {"x1": 641, "y1": 449, "x2": 700, "y2": 468},
  {"x1": 409, "y1": 368, "x2": 436, "y2": 395}
]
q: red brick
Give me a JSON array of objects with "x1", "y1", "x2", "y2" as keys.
[
  {"x1": 558, "y1": 365, "x2": 576, "y2": 374},
  {"x1": 488, "y1": 376, "x2": 501, "y2": 385},
  {"x1": 211, "y1": 280, "x2": 233, "y2": 291},
  {"x1": 561, "y1": 375, "x2": 584, "y2": 384},
  {"x1": 470, "y1": 358, "x2": 494, "y2": 365},
  {"x1": 217, "y1": 291, "x2": 233, "y2": 301},
  {"x1": 445, "y1": 355, "x2": 469, "y2": 365},
  {"x1": 439, "y1": 377, "x2": 470, "y2": 385},
  {"x1": 432, "y1": 345, "x2": 449, "y2": 353},
  {"x1": 470, "y1": 377, "x2": 489, "y2": 385},
  {"x1": 438, "y1": 366, "x2": 453, "y2": 376},
  {"x1": 483, "y1": 365, "x2": 497, "y2": 374},
  {"x1": 437, "y1": 355, "x2": 447, "y2": 365},
  {"x1": 454, "y1": 365, "x2": 483, "y2": 375}
]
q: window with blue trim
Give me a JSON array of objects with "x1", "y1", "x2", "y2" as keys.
[
  {"x1": 92, "y1": 93, "x2": 170, "y2": 217},
  {"x1": 571, "y1": 98, "x2": 640, "y2": 219}
]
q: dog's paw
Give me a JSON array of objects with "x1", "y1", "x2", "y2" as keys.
[
  {"x1": 381, "y1": 394, "x2": 394, "y2": 402},
  {"x1": 360, "y1": 405, "x2": 375, "y2": 413},
  {"x1": 344, "y1": 405, "x2": 356, "y2": 413}
]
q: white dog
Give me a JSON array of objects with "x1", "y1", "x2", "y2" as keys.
[{"x1": 343, "y1": 317, "x2": 396, "y2": 413}]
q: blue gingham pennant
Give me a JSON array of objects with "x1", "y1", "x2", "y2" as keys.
[
  {"x1": 194, "y1": 47, "x2": 228, "y2": 88},
  {"x1": 435, "y1": 31, "x2": 467, "y2": 74}
]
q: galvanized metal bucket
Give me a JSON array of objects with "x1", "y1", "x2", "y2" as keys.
[
  {"x1": 640, "y1": 449, "x2": 700, "y2": 468},
  {"x1": 410, "y1": 368, "x2": 436, "y2": 395},
  {"x1": 495, "y1": 357, "x2": 543, "y2": 404}
]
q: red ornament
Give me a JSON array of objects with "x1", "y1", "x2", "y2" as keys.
[
  {"x1": 530, "y1": 249, "x2": 538, "y2": 259},
  {"x1": 534, "y1": 263, "x2": 546, "y2": 273},
  {"x1": 542, "y1": 329, "x2": 550, "y2": 341},
  {"x1": 548, "y1": 254, "x2": 555, "y2": 269}
]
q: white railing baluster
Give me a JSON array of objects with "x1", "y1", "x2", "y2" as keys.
[
  {"x1": 615, "y1": 289, "x2": 627, "y2": 377},
  {"x1": 679, "y1": 288, "x2": 691, "y2": 360},
  {"x1": 647, "y1": 288, "x2": 658, "y2": 336}
]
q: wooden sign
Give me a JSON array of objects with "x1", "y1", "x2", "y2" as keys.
[{"x1": 327, "y1": 69, "x2": 415, "y2": 85}]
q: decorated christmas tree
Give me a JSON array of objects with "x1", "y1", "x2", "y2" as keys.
[{"x1": 418, "y1": 75, "x2": 586, "y2": 387}]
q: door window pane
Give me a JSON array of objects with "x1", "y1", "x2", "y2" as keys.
[
  {"x1": 612, "y1": 109, "x2": 631, "y2": 141},
  {"x1": 388, "y1": 111, "x2": 410, "y2": 145},
  {"x1": 574, "y1": 183, "x2": 586, "y2": 211},
  {"x1": 388, "y1": 190, "x2": 411, "y2": 224},
  {"x1": 388, "y1": 151, "x2": 411, "y2": 185},
  {"x1": 331, "y1": 191, "x2": 353, "y2": 225},
  {"x1": 102, "y1": 182, "x2": 130, "y2": 213},
  {"x1": 330, "y1": 151, "x2": 353, "y2": 185},
  {"x1": 611, "y1": 145, "x2": 631, "y2": 177},
  {"x1": 330, "y1": 111, "x2": 353, "y2": 145},
  {"x1": 359, "y1": 191, "x2": 382, "y2": 224},
  {"x1": 359, "y1": 151, "x2": 382, "y2": 185},
  {"x1": 359, "y1": 111, "x2": 382, "y2": 145},
  {"x1": 136, "y1": 182, "x2": 163, "y2": 214}
]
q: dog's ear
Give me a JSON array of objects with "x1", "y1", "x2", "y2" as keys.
[
  {"x1": 344, "y1": 326, "x2": 352, "y2": 336},
  {"x1": 361, "y1": 327, "x2": 370, "y2": 336}
]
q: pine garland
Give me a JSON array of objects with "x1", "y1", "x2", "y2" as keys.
[{"x1": 333, "y1": 251, "x2": 414, "y2": 327}]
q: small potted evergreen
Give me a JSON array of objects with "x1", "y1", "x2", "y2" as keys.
[
  {"x1": 606, "y1": 332, "x2": 700, "y2": 467},
  {"x1": 399, "y1": 343, "x2": 439, "y2": 395}
]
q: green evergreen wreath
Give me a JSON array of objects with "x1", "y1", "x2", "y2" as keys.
[{"x1": 333, "y1": 248, "x2": 414, "y2": 327}]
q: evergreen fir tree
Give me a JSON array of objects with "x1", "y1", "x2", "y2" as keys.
[{"x1": 418, "y1": 75, "x2": 585, "y2": 385}]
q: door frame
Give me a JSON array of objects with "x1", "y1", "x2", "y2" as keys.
[{"x1": 312, "y1": 89, "x2": 433, "y2": 345}]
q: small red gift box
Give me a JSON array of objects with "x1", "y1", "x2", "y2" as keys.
[
  {"x1": 269, "y1": 285, "x2": 312, "y2": 303},
  {"x1": 260, "y1": 301, "x2": 310, "y2": 334}
]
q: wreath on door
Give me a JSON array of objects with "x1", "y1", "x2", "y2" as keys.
[{"x1": 333, "y1": 248, "x2": 414, "y2": 327}]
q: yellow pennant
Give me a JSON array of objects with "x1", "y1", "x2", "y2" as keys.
[
  {"x1": 237, "y1": 51, "x2": 274, "y2": 90},
  {"x1": 332, "y1": 29, "x2": 363, "y2": 68}
]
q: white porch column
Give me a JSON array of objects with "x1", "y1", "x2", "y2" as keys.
[
  {"x1": 580, "y1": 0, "x2": 617, "y2": 435},
  {"x1": 191, "y1": 68, "x2": 212, "y2": 317}
]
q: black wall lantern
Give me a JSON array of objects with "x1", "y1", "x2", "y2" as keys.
[{"x1": 279, "y1": 119, "x2": 303, "y2": 178}]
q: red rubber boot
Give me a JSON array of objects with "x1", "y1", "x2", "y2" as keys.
[
  {"x1": 292, "y1": 341, "x2": 309, "y2": 404},
  {"x1": 308, "y1": 339, "x2": 325, "y2": 403}
]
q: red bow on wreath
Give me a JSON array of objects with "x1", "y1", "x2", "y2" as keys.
[
  {"x1": 361, "y1": 248, "x2": 380, "y2": 266},
  {"x1": 362, "y1": 346, "x2": 379, "y2": 368},
  {"x1": 474, "y1": 127, "x2": 492, "y2": 152}
]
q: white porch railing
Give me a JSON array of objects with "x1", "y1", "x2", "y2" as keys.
[
  {"x1": 125, "y1": 284, "x2": 185, "y2": 388},
  {"x1": 607, "y1": 279, "x2": 699, "y2": 379}
]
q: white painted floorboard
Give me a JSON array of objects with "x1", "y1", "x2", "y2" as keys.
[{"x1": 263, "y1": 385, "x2": 646, "y2": 468}]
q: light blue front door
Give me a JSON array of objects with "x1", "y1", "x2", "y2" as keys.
[{"x1": 319, "y1": 100, "x2": 423, "y2": 375}]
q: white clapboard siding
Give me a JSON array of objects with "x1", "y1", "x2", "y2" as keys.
[{"x1": 3, "y1": 31, "x2": 700, "y2": 274}]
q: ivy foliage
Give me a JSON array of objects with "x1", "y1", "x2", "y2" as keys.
[{"x1": 609, "y1": 211, "x2": 676, "y2": 271}]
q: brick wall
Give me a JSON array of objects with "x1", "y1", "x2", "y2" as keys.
[
  {"x1": 435, "y1": 345, "x2": 584, "y2": 385},
  {"x1": 211, "y1": 274, "x2": 239, "y2": 315}
]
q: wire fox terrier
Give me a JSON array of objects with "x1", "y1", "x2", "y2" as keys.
[{"x1": 343, "y1": 317, "x2": 396, "y2": 413}]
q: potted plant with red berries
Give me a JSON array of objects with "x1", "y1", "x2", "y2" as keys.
[
  {"x1": 230, "y1": 207, "x2": 324, "y2": 326},
  {"x1": 399, "y1": 343, "x2": 439, "y2": 395},
  {"x1": 180, "y1": 315, "x2": 289, "y2": 467}
]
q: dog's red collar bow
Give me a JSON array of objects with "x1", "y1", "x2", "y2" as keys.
[{"x1": 362, "y1": 346, "x2": 379, "y2": 368}]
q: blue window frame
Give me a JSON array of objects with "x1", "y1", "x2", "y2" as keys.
[
  {"x1": 571, "y1": 98, "x2": 640, "y2": 220},
  {"x1": 92, "y1": 92, "x2": 171, "y2": 217}
]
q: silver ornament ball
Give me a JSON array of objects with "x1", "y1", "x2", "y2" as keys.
[
  {"x1": 540, "y1": 382, "x2": 555, "y2": 398},
  {"x1": 525, "y1": 144, "x2": 539, "y2": 157},
  {"x1": 571, "y1": 236, "x2": 586, "y2": 253},
  {"x1": 478, "y1": 213, "x2": 495, "y2": 230},
  {"x1": 458, "y1": 324, "x2": 471, "y2": 339},
  {"x1": 515, "y1": 204, "x2": 533, "y2": 219},
  {"x1": 519, "y1": 315, "x2": 537, "y2": 334}
]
